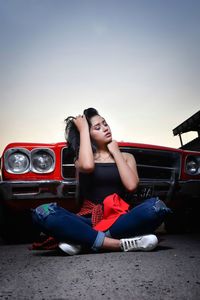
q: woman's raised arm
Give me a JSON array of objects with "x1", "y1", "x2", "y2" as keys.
[{"x1": 74, "y1": 115, "x2": 94, "y2": 173}]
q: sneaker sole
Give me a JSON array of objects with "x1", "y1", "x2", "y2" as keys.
[{"x1": 58, "y1": 243, "x2": 81, "y2": 255}]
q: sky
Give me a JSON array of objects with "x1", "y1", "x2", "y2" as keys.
[{"x1": 0, "y1": 0, "x2": 200, "y2": 156}]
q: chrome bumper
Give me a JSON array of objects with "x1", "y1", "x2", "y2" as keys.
[
  {"x1": 0, "y1": 180, "x2": 78, "y2": 200},
  {"x1": 0, "y1": 179, "x2": 199, "y2": 202}
]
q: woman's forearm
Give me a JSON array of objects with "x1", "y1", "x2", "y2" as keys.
[{"x1": 78, "y1": 128, "x2": 94, "y2": 172}]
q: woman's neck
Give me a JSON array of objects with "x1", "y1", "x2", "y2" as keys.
[{"x1": 94, "y1": 149, "x2": 114, "y2": 162}]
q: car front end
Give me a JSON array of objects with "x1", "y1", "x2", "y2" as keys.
[{"x1": 0, "y1": 141, "x2": 200, "y2": 241}]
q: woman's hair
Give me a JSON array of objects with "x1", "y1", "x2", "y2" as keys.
[{"x1": 65, "y1": 108, "x2": 99, "y2": 160}]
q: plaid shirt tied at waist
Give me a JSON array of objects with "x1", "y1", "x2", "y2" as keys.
[
  {"x1": 77, "y1": 200, "x2": 104, "y2": 227},
  {"x1": 78, "y1": 193, "x2": 130, "y2": 231}
]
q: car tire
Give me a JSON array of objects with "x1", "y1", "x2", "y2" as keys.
[
  {"x1": 164, "y1": 209, "x2": 189, "y2": 234},
  {"x1": 0, "y1": 202, "x2": 39, "y2": 244}
]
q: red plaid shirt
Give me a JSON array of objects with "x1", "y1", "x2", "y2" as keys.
[{"x1": 77, "y1": 200, "x2": 104, "y2": 227}]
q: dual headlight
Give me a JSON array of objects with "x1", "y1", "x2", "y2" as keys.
[
  {"x1": 185, "y1": 155, "x2": 200, "y2": 175},
  {"x1": 4, "y1": 148, "x2": 55, "y2": 174}
]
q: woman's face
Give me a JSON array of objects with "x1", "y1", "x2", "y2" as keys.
[{"x1": 89, "y1": 115, "x2": 112, "y2": 145}]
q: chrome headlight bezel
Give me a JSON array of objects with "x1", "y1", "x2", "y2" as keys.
[
  {"x1": 4, "y1": 147, "x2": 55, "y2": 174},
  {"x1": 4, "y1": 148, "x2": 31, "y2": 174},
  {"x1": 31, "y1": 148, "x2": 55, "y2": 173},
  {"x1": 185, "y1": 155, "x2": 200, "y2": 175}
]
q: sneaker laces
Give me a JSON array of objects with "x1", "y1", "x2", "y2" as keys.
[
  {"x1": 120, "y1": 234, "x2": 158, "y2": 252},
  {"x1": 120, "y1": 236, "x2": 142, "y2": 251}
]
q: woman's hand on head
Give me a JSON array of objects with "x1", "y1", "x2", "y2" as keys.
[
  {"x1": 73, "y1": 115, "x2": 89, "y2": 132},
  {"x1": 107, "y1": 140, "x2": 120, "y2": 155}
]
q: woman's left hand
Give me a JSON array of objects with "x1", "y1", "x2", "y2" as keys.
[{"x1": 107, "y1": 140, "x2": 120, "y2": 155}]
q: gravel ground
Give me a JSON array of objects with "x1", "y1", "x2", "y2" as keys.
[{"x1": 0, "y1": 234, "x2": 200, "y2": 300}]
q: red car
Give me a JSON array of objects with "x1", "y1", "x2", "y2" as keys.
[{"x1": 0, "y1": 140, "x2": 200, "y2": 242}]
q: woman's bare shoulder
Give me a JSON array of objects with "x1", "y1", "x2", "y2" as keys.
[{"x1": 122, "y1": 152, "x2": 136, "y2": 162}]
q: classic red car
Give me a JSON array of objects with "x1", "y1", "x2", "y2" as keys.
[{"x1": 0, "y1": 139, "x2": 200, "y2": 242}]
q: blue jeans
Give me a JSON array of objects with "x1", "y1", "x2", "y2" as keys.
[{"x1": 32, "y1": 197, "x2": 171, "y2": 251}]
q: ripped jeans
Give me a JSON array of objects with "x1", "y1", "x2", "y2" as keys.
[{"x1": 32, "y1": 197, "x2": 171, "y2": 251}]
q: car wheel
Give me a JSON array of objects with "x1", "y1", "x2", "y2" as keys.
[
  {"x1": 164, "y1": 209, "x2": 188, "y2": 233},
  {"x1": 0, "y1": 202, "x2": 39, "y2": 243}
]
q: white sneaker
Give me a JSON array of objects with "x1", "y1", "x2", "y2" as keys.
[
  {"x1": 120, "y1": 234, "x2": 158, "y2": 252},
  {"x1": 58, "y1": 242, "x2": 82, "y2": 255}
]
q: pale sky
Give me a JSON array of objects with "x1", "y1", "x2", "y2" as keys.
[{"x1": 0, "y1": 0, "x2": 200, "y2": 156}]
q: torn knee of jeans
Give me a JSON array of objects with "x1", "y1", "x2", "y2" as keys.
[
  {"x1": 153, "y1": 199, "x2": 172, "y2": 213},
  {"x1": 35, "y1": 203, "x2": 57, "y2": 219}
]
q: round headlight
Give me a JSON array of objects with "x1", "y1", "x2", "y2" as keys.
[
  {"x1": 6, "y1": 151, "x2": 30, "y2": 174},
  {"x1": 31, "y1": 149, "x2": 55, "y2": 173},
  {"x1": 186, "y1": 156, "x2": 199, "y2": 175}
]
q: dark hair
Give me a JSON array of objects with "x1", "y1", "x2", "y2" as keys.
[{"x1": 65, "y1": 108, "x2": 99, "y2": 160}]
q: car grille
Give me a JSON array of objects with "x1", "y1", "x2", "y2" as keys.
[
  {"x1": 121, "y1": 147, "x2": 181, "y2": 181},
  {"x1": 61, "y1": 146, "x2": 181, "y2": 181},
  {"x1": 62, "y1": 147, "x2": 76, "y2": 179},
  {"x1": 121, "y1": 147, "x2": 181, "y2": 203},
  {"x1": 122, "y1": 148, "x2": 180, "y2": 180},
  {"x1": 61, "y1": 146, "x2": 181, "y2": 202}
]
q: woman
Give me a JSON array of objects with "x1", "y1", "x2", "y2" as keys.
[{"x1": 32, "y1": 108, "x2": 171, "y2": 255}]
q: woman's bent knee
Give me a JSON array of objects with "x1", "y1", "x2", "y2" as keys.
[
  {"x1": 32, "y1": 203, "x2": 58, "y2": 221},
  {"x1": 152, "y1": 198, "x2": 172, "y2": 215}
]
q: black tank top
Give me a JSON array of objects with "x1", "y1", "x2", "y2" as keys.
[{"x1": 79, "y1": 163, "x2": 126, "y2": 204}]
